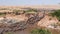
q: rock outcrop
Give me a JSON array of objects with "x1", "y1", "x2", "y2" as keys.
[{"x1": 0, "y1": 12, "x2": 45, "y2": 34}]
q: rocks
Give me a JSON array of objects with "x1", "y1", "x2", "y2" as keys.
[
  {"x1": 27, "y1": 14, "x2": 44, "y2": 24},
  {"x1": 25, "y1": 13, "x2": 36, "y2": 18},
  {"x1": 0, "y1": 12, "x2": 45, "y2": 34},
  {"x1": 5, "y1": 21, "x2": 27, "y2": 32},
  {"x1": 0, "y1": 17, "x2": 20, "y2": 24},
  {"x1": 4, "y1": 28, "x2": 12, "y2": 32},
  {"x1": 0, "y1": 28, "x2": 4, "y2": 34},
  {"x1": 0, "y1": 21, "x2": 28, "y2": 33},
  {"x1": 11, "y1": 21, "x2": 27, "y2": 31}
]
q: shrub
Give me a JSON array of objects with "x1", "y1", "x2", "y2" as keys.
[
  {"x1": 50, "y1": 9, "x2": 60, "y2": 21},
  {"x1": 6, "y1": 32, "x2": 13, "y2": 34},
  {"x1": 13, "y1": 9, "x2": 21, "y2": 12},
  {"x1": 25, "y1": 9, "x2": 37, "y2": 13},
  {"x1": 0, "y1": 13, "x2": 6, "y2": 16},
  {"x1": 0, "y1": 8, "x2": 8, "y2": 10},
  {"x1": 31, "y1": 28, "x2": 52, "y2": 34}
]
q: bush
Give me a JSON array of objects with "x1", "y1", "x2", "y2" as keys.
[
  {"x1": 0, "y1": 8, "x2": 8, "y2": 10},
  {"x1": 50, "y1": 9, "x2": 60, "y2": 21},
  {"x1": 25, "y1": 9, "x2": 37, "y2": 13},
  {"x1": 31, "y1": 28, "x2": 52, "y2": 34},
  {"x1": 6, "y1": 32, "x2": 13, "y2": 34},
  {"x1": 13, "y1": 9, "x2": 21, "y2": 12},
  {"x1": 0, "y1": 13, "x2": 6, "y2": 16}
]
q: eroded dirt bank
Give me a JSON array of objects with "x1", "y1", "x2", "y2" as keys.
[
  {"x1": 0, "y1": 8, "x2": 59, "y2": 34},
  {"x1": 0, "y1": 11, "x2": 45, "y2": 34}
]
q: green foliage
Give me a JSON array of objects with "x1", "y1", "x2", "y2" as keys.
[
  {"x1": 13, "y1": 9, "x2": 21, "y2": 12},
  {"x1": 31, "y1": 29, "x2": 52, "y2": 34},
  {"x1": 0, "y1": 8, "x2": 9, "y2": 10},
  {"x1": 13, "y1": 9, "x2": 37, "y2": 13},
  {"x1": 0, "y1": 13, "x2": 5, "y2": 16},
  {"x1": 25, "y1": 9, "x2": 37, "y2": 13},
  {"x1": 50, "y1": 9, "x2": 60, "y2": 21},
  {"x1": 6, "y1": 32, "x2": 13, "y2": 34}
]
